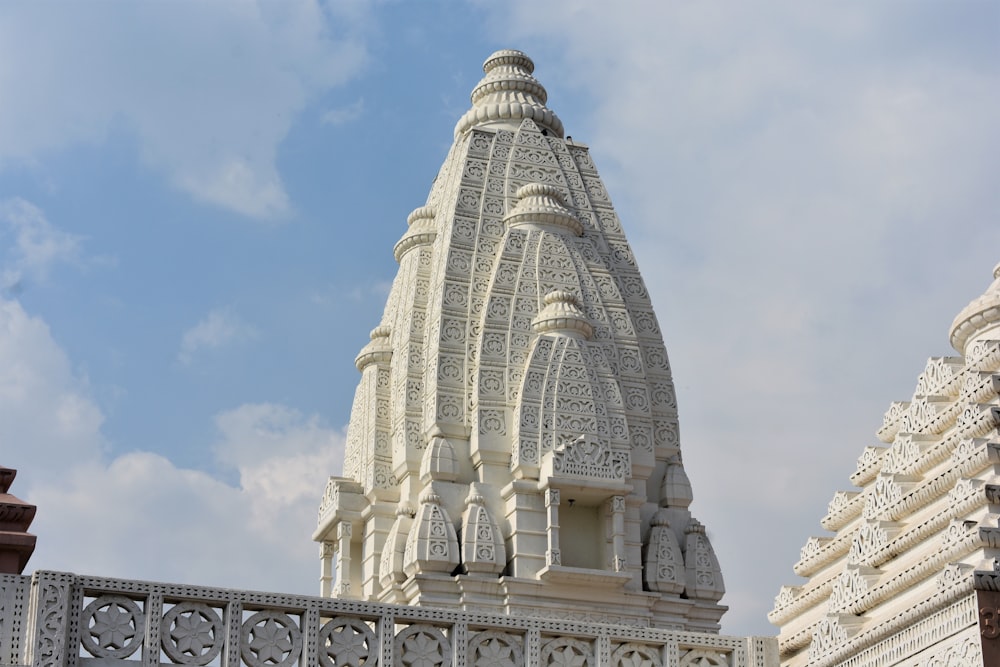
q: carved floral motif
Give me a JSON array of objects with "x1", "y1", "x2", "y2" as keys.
[
  {"x1": 161, "y1": 602, "x2": 224, "y2": 665},
  {"x1": 550, "y1": 436, "x2": 630, "y2": 481},
  {"x1": 468, "y1": 631, "x2": 522, "y2": 667},
  {"x1": 319, "y1": 617, "x2": 376, "y2": 667},
  {"x1": 240, "y1": 610, "x2": 302, "y2": 667},
  {"x1": 80, "y1": 595, "x2": 144, "y2": 659},
  {"x1": 541, "y1": 637, "x2": 594, "y2": 667},
  {"x1": 395, "y1": 625, "x2": 450, "y2": 667}
]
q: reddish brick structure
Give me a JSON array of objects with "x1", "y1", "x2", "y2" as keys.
[{"x1": 0, "y1": 466, "x2": 36, "y2": 574}]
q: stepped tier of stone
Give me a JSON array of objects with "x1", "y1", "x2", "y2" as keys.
[
  {"x1": 314, "y1": 50, "x2": 726, "y2": 630},
  {"x1": 771, "y1": 264, "x2": 1000, "y2": 667},
  {"x1": 0, "y1": 467, "x2": 36, "y2": 574}
]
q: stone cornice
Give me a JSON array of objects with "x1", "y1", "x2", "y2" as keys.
[
  {"x1": 805, "y1": 566, "x2": 974, "y2": 667},
  {"x1": 794, "y1": 528, "x2": 856, "y2": 577},
  {"x1": 769, "y1": 572, "x2": 837, "y2": 626},
  {"x1": 821, "y1": 491, "x2": 863, "y2": 532},
  {"x1": 850, "y1": 447, "x2": 886, "y2": 487}
]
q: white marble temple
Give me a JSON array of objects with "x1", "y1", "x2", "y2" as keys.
[{"x1": 313, "y1": 49, "x2": 726, "y2": 632}]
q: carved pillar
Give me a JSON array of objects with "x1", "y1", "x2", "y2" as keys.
[
  {"x1": 302, "y1": 605, "x2": 320, "y2": 667},
  {"x1": 142, "y1": 591, "x2": 163, "y2": 667},
  {"x1": 610, "y1": 496, "x2": 626, "y2": 572},
  {"x1": 545, "y1": 488, "x2": 561, "y2": 566},
  {"x1": 526, "y1": 629, "x2": 541, "y2": 667},
  {"x1": 379, "y1": 614, "x2": 395, "y2": 666},
  {"x1": 319, "y1": 542, "x2": 334, "y2": 597},
  {"x1": 223, "y1": 600, "x2": 243, "y2": 667},
  {"x1": 25, "y1": 571, "x2": 74, "y2": 667},
  {"x1": 597, "y1": 635, "x2": 611, "y2": 667},
  {"x1": 334, "y1": 523, "x2": 353, "y2": 598},
  {"x1": 0, "y1": 575, "x2": 30, "y2": 666}
]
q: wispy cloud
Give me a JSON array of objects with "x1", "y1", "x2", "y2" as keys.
[
  {"x1": 0, "y1": 198, "x2": 83, "y2": 291},
  {"x1": 0, "y1": 1, "x2": 371, "y2": 220},
  {"x1": 178, "y1": 307, "x2": 258, "y2": 365},
  {"x1": 3, "y1": 292, "x2": 343, "y2": 593},
  {"x1": 322, "y1": 98, "x2": 365, "y2": 126}
]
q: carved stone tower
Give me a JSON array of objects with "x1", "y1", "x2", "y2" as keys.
[
  {"x1": 771, "y1": 263, "x2": 1000, "y2": 666},
  {"x1": 314, "y1": 50, "x2": 726, "y2": 631}
]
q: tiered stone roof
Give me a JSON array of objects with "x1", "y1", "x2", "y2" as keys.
[
  {"x1": 772, "y1": 264, "x2": 1000, "y2": 667},
  {"x1": 0, "y1": 466, "x2": 36, "y2": 574},
  {"x1": 314, "y1": 50, "x2": 726, "y2": 631}
]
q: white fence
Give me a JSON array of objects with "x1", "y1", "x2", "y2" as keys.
[{"x1": 0, "y1": 572, "x2": 776, "y2": 667}]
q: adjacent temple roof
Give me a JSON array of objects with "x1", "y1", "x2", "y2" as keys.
[
  {"x1": 314, "y1": 49, "x2": 725, "y2": 630},
  {"x1": 0, "y1": 466, "x2": 36, "y2": 574},
  {"x1": 771, "y1": 264, "x2": 1000, "y2": 666}
]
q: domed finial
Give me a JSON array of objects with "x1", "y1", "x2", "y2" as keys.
[
  {"x1": 483, "y1": 50, "x2": 535, "y2": 76},
  {"x1": 455, "y1": 49, "x2": 564, "y2": 138},
  {"x1": 949, "y1": 261, "x2": 1000, "y2": 355},
  {"x1": 355, "y1": 325, "x2": 393, "y2": 371},
  {"x1": 531, "y1": 290, "x2": 593, "y2": 339},
  {"x1": 504, "y1": 183, "x2": 582, "y2": 236}
]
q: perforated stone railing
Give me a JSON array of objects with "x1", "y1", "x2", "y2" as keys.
[{"x1": 1, "y1": 571, "x2": 777, "y2": 667}]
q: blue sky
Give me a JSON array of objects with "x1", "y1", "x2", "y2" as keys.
[{"x1": 3, "y1": 0, "x2": 1000, "y2": 638}]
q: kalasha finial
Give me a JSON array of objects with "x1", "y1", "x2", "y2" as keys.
[
  {"x1": 454, "y1": 49, "x2": 564, "y2": 138},
  {"x1": 949, "y1": 261, "x2": 1000, "y2": 355},
  {"x1": 0, "y1": 466, "x2": 37, "y2": 574}
]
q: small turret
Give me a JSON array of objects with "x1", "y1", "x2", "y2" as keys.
[{"x1": 0, "y1": 466, "x2": 36, "y2": 574}]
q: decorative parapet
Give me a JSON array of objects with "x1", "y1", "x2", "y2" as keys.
[
  {"x1": 914, "y1": 357, "x2": 964, "y2": 398},
  {"x1": 849, "y1": 447, "x2": 886, "y2": 487},
  {"x1": 314, "y1": 478, "x2": 365, "y2": 537},
  {"x1": 794, "y1": 529, "x2": 856, "y2": 578},
  {"x1": 877, "y1": 402, "x2": 908, "y2": 443},
  {"x1": 821, "y1": 491, "x2": 862, "y2": 531},
  {"x1": 541, "y1": 436, "x2": 631, "y2": 484},
  {"x1": 0, "y1": 571, "x2": 779, "y2": 667},
  {"x1": 965, "y1": 339, "x2": 1000, "y2": 371}
]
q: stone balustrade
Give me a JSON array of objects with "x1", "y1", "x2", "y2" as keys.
[{"x1": 1, "y1": 571, "x2": 777, "y2": 667}]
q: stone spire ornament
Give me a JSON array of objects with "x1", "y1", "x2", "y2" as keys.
[
  {"x1": 315, "y1": 49, "x2": 725, "y2": 630},
  {"x1": 0, "y1": 466, "x2": 36, "y2": 574}
]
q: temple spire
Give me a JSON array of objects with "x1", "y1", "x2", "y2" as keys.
[{"x1": 316, "y1": 49, "x2": 725, "y2": 632}]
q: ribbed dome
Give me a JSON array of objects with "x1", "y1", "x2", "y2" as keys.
[
  {"x1": 949, "y1": 262, "x2": 1000, "y2": 355},
  {"x1": 531, "y1": 290, "x2": 593, "y2": 339},
  {"x1": 454, "y1": 49, "x2": 564, "y2": 138},
  {"x1": 505, "y1": 184, "x2": 582, "y2": 236}
]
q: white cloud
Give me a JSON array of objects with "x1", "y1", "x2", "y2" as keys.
[
  {"x1": 322, "y1": 97, "x2": 365, "y2": 126},
  {"x1": 0, "y1": 296, "x2": 105, "y2": 471},
  {"x1": 179, "y1": 308, "x2": 258, "y2": 365},
  {"x1": 25, "y1": 406, "x2": 345, "y2": 593},
  {"x1": 0, "y1": 198, "x2": 83, "y2": 290},
  {"x1": 0, "y1": 1, "x2": 370, "y2": 220},
  {"x1": 214, "y1": 403, "x2": 345, "y2": 525},
  {"x1": 2, "y1": 290, "x2": 344, "y2": 593}
]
